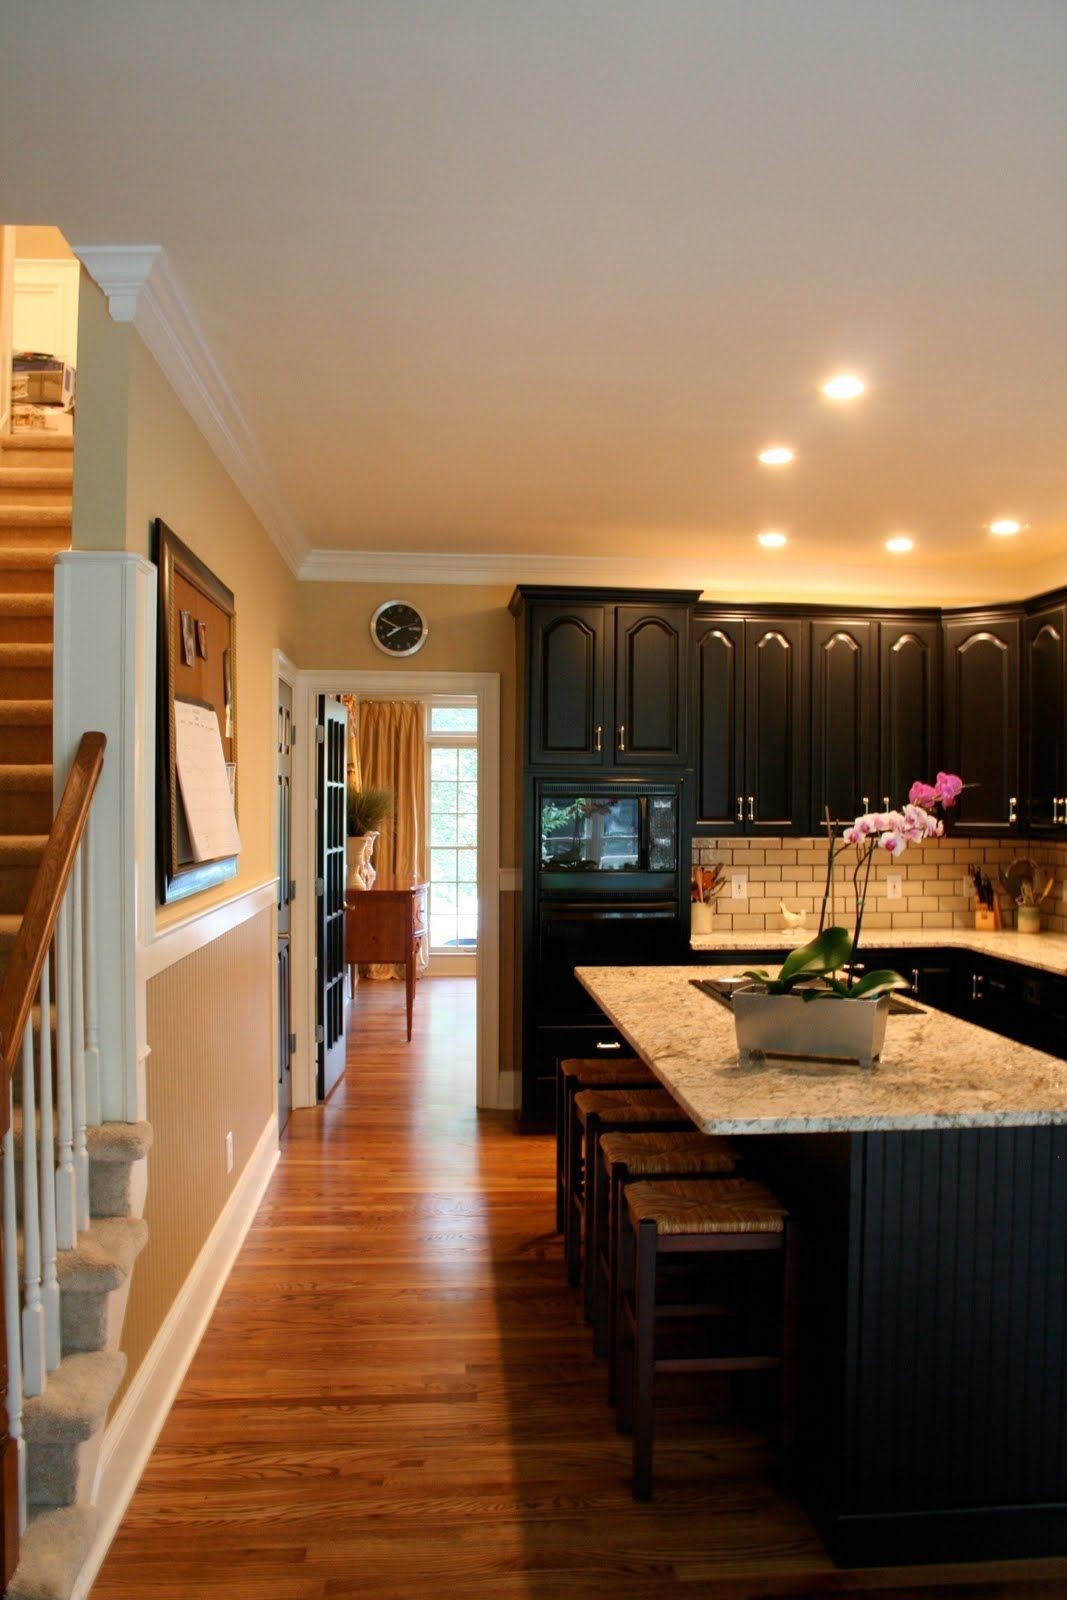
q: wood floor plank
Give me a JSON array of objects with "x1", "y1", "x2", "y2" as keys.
[{"x1": 90, "y1": 978, "x2": 1067, "y2": 1598}]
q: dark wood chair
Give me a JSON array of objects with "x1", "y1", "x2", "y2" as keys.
[
  {"x1": 554, "y1": 1055, "x2": 651, "y2": 1234},
  {"x1": 615, "y1": 1176, "x2": 795, "y2": 1500}
]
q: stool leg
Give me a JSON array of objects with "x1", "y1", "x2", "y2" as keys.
[
  {"x1": 564, "y1": 1095, "x2": 583, "y2": 1287},
  {"x1": 607, "y1": 1165, "x2": 623, "y2": 1405},
  {"x1": 632, "y1": 1217, "x2": 658, "y2": 1501},
  {"x1": 592, "y1": 1146, "x2": 612, "y2": 1357},
  {"x1": 615, "y1": 1202, "x2": 636, "y2": 1437},
  {"x1": 554, "y1": 1067, "x2": 566, "y2": 1234},
  {"x1": 777, "y1": 1218, "x2": 799, "y2": 1490},
  {"x1": 582, "y1": 1123, "x2": 601, "y2": 1323}
]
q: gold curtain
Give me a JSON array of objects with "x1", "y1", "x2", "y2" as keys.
[
  {"x1": 356, "y1": 700, "x2": 426, "y2": 980},
  {"x1": 339, "y1": 693, "x2": 361, "y2": 788}
]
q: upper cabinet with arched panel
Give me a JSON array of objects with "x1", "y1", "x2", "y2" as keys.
[
  {"x1": 878, "y1": 619, "x2": 941, "y2": 813},
  {"x1": 810, "y1": 619, "x2": 876, "y2": 826},
  {"x1": 517, "y1": 589, "x2": 696, "y2": 769},
  {"x1": 943, "y1": 614, "x2": 1022, "y2": 834},
  {"x1": 1023, "y1": 604, "x2": 1067, "y2": 834}
]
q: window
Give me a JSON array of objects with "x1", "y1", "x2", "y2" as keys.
[{"x1": 426, "y1": 703, "x2": 478, "y2": 952}]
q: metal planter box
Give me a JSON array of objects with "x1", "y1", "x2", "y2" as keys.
[{"x1": 732, "y1": 989, "x2": 890, "y2": 1069}]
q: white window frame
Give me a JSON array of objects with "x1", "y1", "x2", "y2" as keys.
[{"x1": 424, "y1": 696, "x2": 479, "y2": 974}]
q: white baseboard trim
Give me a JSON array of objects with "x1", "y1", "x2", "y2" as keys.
[
  {"x1": 495, "y1": 1070, "x2": 519, "y2": 1112},
  {"x1": 73, "y1": 1114, "x2": 280, "y2": 1599}
]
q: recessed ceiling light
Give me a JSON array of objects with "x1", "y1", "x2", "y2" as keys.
[
  {"x1": 757, "y1": 530, "x2": 789, "y2": 549},
  {"x1": 757, "y1": 445, "x2": 795, "y2": 467},
  {"x1": 988, "y1": 518, "x2": 1023, "y2": 537},
  {"x1": 822, "y1": 373, "x2": 865, "y2": 401},
  {"x1": 885, "y1": 535, "x2": 914, "y2": 554}
]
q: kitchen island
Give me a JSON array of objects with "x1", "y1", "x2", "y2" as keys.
[{"x1": 577, "y1": 964, "x2": 1067, "y2": 1569}]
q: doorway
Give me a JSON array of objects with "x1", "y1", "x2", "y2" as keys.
[{"x1": 289, "y1": 670, "x2": 502, "y2": 1114}]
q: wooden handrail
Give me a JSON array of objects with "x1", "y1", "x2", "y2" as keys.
[{"x1": 0, "y1": 732, "x2": 106, "y2": 1132}]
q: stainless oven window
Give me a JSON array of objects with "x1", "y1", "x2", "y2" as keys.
[{"x1": 540, "y1": 794, "x2": 640, "y2": 871}]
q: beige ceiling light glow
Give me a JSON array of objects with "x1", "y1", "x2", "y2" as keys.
[
  {"x1": 822, "y1": 373, "x2": 865, "y2": 401},
  {"x1": 988, "y1": 518, "x2": 1024, "y2": 536},
  {"x1": 885, "y1": 535, "x2": 914, "y2": 554},
  {"x1": 757, "y1": 530, "x2": 789, "y2": 549},
  {"x1": 757, "y1": 445, "x2": 795, "y2": 466}
]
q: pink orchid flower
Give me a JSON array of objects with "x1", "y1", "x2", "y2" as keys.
[
  {"x1": 878, "y1": 831, "x2": 908, "y2": 857},
  {"x1": 935, "y1": 771, "x2": 963, "y2": 806},
  {"x1": 908, "y1": 780, "x2": 939, "y2": 807}
]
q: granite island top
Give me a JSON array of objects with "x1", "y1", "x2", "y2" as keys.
[
  {"x1": 689, "y1": 926, "x2": 1067, "y2": 975},
  {"x1": 576, "y1": 963, "x2": 1067, "y2": 1135}
]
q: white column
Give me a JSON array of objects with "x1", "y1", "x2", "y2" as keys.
[
  {"x1": 36, "y1": 954, "x2": 60, "y2": 1372},
  {"x1": 3, "y1": 1090, "x2": 26, "y2": 1532},
  {"x1": 53, "y1": 553, "x2": 156, "y2": 1125}
]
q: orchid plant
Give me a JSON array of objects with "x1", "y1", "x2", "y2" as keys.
[{"x1": 745, "y1": 772, "x2": 964, "y2": 1002}]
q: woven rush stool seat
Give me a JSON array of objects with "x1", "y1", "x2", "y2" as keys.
[
  {"x1": 571, "y1": 1088, "x2": 691, "y2": 1303},
  {"x1": 554, "y1": 1055, "x2": 650, "y2": 1233},
  {"x1": 615, "y1": 1175, "x2": 794, "y2": 1501},
  {"x1": 593, "y1": 1133, "x2": 739, "y2": 1372}
]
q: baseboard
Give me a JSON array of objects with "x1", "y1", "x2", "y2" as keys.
[{"x1": 72, "y1": 1114, "x2": 280, "y2": 1598}]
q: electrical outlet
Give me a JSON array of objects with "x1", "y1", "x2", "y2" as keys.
[
  {"x1": 730, "y1": 873, "x2": 748, "y2": 901},
  {"x1": 225, "y1": 1131, "x2": 234, "y2": 1174},
  {"x1": 885, "y1": 873, "x2": 903, "y2": 901}
]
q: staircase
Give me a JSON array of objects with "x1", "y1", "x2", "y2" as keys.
[
  {"x1": 0, "y1": 431, "x2": 69, "y2": 982},
  {"x1": 0, "y1": 436, "x2": 151, "y2": 1600}
]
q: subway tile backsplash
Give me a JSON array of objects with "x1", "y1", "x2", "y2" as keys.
[{"x1": 691, "y1": 836, "x2": 1067, "y2": 937}]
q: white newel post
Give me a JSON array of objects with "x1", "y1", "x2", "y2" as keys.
[{"x1": 53, "y1": 553, "x2": 156, "y2": 1128}]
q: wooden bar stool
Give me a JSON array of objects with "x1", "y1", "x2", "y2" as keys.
[
  {"x1": 569, "y1": 1088, "x2": 690, "y2": 1296},
  {"x1": 594, "y1": 1131, "x2": 739, "y2": 1374},
  {"x1": 555, "y1": 1055, "x2": 651, "y2": 1234},
  {"x1": 615, "y1": 1176, "x2": 794, "y2": 1501}
]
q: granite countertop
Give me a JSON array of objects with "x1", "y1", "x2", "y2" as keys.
[
  {"x1": 690, "y1": 926, "x2": 1067, "y2": 976},
  {"x1": 576, "y1": 963, "x2": 1067, "y2": 1135}
]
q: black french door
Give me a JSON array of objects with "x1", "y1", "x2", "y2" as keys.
[{"x1": 316, "y1": 695, "x2": 348, "y2": 1099}]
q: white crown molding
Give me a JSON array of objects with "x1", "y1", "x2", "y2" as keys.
[
  {"x1": 72, "y1": 244, "x2": 161, "y2": 322},
  {"x1": 73, "y1": 243, "x2": 308, "y2": 575},
  {"x1": 297, "y1": 546, "x2": 1042, "y2": 606}
]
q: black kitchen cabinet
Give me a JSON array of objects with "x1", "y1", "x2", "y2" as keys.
[
  {"x1": 943, "y1": 613, "x2": 1021, "y2": 834},
  {"x1": 878, "y1": 618, "x2": 941, "y2": 810},
  {"x1": 519, "y1": 590, "x2": 694, "y2": 769},
  {"x1": 810, "y1": 619, "x2": 877, "y2": 826},
  {"x1": 692, "y1": 614, "x2": 807, "y2": 834},
  {"x1": 1023, "y1": 603, "x2": 1067, "y2": 834}
]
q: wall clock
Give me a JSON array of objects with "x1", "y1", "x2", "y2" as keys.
[{"x1": 370, "y1": 599, "x2": 429, "y2": 657}]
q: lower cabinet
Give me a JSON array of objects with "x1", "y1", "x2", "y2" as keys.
[{"x1": 524, "y1": 1023, "x2": 629, "y2": 1129}]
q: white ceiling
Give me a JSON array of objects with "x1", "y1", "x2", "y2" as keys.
[{"x1": 4, "y1": 1, "x2": 1067, "y2": 600}]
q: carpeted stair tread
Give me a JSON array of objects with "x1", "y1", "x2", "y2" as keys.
[
  {"x1": 7, "y1": 1505, "x2": 98, "y2": 1600},
  {"x1": 0, "y1": 594, "x2": 53, "y2": 618},
  {"x1": 22, "y1": 1351, "x2": 126, "y2": 1444},
  {"x1": 0, "y1": 507, "x2": 70, "y2": 528},
  {"x1": 0, "y1": 550, "x2": 56, "y2": 571},
  {"x1": 0, "y1": 700, "x2": 52, "y2": 725},
  {"x1": 0, "y1": 833, "x2": 47, "y2": 864},
  {"x1": 55, "y1": 1216, "x2": 148, "y2": 1292},
  {"x1": 0, "y1": 433, "x2": 73, "y2": 455},
  {"x1": 0, "y1": 469, "x2": 73, "y2": 492},
  {"x1": 0, "y1": 645, "x2": 53, "y2": 670},
  {"x1": 0, "y1": 912, "x2": 22, "y2": 945},
  {"x1": 86, "y1": 1120, "x2": 153, "y2": 1165},
  {"x1": 0, "y1": 762, "x2": 52, "y2": 790}
]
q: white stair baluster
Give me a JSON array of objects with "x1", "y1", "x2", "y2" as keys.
[
  {"x1": 54, "y1": 894, "x2": 76, "y2": 1251},
  {"x1": 71, "y1": 851, "x2": 89, "y2": 1233},
  {"x1": 20, "y1": 1026, "x2": 44, "y2": 1397},
  {"x1": 36, "y1": 953, "x2": 60, "y2": 1372},
  {"x1": 82, "y1": 813, "x2": 101, "y2": 1128},
  {"x1": 4, "y1": 1085, "x2": 26, "y2": 1533}
]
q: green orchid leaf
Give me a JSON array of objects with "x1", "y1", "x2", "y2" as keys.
[
  {"x1": 773, "y1": 926, "x2": 853, "y2": 990},
  {"x1": 741, "y1": 968, "x2": 772, "y2": 985},
  {"x1": 843, "y1": 968, "x2": 911, "y2": 1000}
]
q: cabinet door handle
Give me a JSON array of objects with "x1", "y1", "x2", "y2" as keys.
[
  {"x1": 618, "y1": 724, "x2": 626, "y2": 752},
  {"x1": 736, "y1": 795, "x2": 744, "y2": 824},
  {"x1": 747, "y1": 795, "x2": 755, "y2": 823},
  {"x1": 1056, "y1": 797, "x2": 1064, "y2": 825},
  {"x1": 1009, "y1": 795, "x2": 1018, "y2": 825},
  {"x1": 883, "y1": 795, "x2": 890, "y2": 811},
  {"x1": 911, "y1": 968, "x2": 920, "y2": 992},
  {"x1": 595, "y1": 1040, "x2": 621, "y2": 1051},
  {"x1": 972, "y1": 973, "x2": 984, "y2": 1002},
  {"x1": 594, "y1": 724, "x2": 602, "y2": 753},
  {"x1": 862, "y1": 796, "x2": 870, "y2": 812}
]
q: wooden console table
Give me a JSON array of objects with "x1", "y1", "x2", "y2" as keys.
[{"x1": 344, "y1": 878, "x2": 427, "y2": 1040}]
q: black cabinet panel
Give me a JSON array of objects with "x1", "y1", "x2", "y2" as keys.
[
  {"x1": 810, "y1": 620, "x2": 876, "y2": 826},
  {"x1": 693, "y1": 616, "x2": 745, "y2": 833},
  {"x1": 1023, "y1": 605, "x2": 1066, "y2": 834},
  {"x1": 746, "y1": 621, "x2": 807, "y2": 834},
  {"x1": 943, "y1": 616, "x2": 1021, "y2": 833},
  {"x1": 528, "y1": 604, "x2": 606, "y2": 765},
  {"x1": 614, "y1": 605, "x2": 688, "y2": 764},
  {"x1": 879, "y1": 620, "x2": 940, "y2": 811}
]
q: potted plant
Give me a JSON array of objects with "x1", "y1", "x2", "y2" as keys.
[
  {"x1": 734, "y1": 772, "x2": 964, "y2": 1068},
  {"x1": 346, "y1": 783, "x2": 392, "y2": 890}
]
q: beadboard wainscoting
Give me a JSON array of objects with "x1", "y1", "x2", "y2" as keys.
[{"x1": 693, "y1": 836, "x2": 1067, "y2": 937}]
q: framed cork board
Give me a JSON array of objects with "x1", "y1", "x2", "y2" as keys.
[{"x1": 154, "y1": 518, "x2": 239, "y2": 903}]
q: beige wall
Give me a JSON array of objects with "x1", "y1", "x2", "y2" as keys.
[
  {"x1": 294, "y1": 581, "x2": 521, "y2": 864},
  {"x1": 13, "y1": 224, "x2": 73, "y2": 260},
  {"x1": 113, "y1": 910, "x2": 275, "y2": 1410}
]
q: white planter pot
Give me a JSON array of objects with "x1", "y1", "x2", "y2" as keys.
[
  {"x1": 346, "y1": 832, "x2": 379, "y2": 891},
  {"x1": 732, "y1": 989, "x2": 891, "y2": 1069}
]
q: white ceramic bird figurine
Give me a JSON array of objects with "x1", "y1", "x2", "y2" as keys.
[{"x1": 780, "y1": 899, "x2": 808, "y2": 931}]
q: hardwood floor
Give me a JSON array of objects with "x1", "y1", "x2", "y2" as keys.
[{"x1": 91, "y1": 977, "x2": 1067, "y2": 1599}]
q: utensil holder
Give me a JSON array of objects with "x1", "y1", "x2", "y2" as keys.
[
  {"x1": 1016, "y1": 905, "x2": 1041, "y2": 935},
  {"x1": 974, "y1": 907, "x2": 996, "y2": 932}
]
